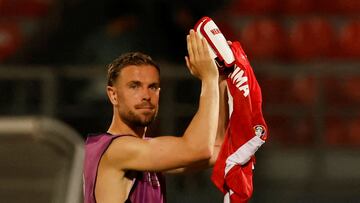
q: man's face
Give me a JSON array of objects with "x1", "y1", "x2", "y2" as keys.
[{"x1": 112, "y1": 65, "x2": 160, "y2": 127}]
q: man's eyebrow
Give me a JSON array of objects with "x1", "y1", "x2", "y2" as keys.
[
  {"x1": 127, "y1": 80, "x2": 142, "y2": 85},
  {"x1": 126, "y1": 81, "x2": 160, "y2": 87},
  {"x1": 149, "y1": 82, "x2": 160, "y2": 87}
]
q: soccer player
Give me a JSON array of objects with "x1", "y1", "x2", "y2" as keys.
[{"x1": 83, "y1": 29, "x2": 228, "y2": 203}]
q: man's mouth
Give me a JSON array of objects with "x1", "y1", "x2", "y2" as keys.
[{"x1": 135, "y1": 103, "x2": 155, "y2": 110}]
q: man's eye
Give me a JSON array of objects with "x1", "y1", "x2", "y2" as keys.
[
  {"x1": 149, "y1": 86, "x2": 159, "y2": 91},
  {"x1": 129, "y1": 84, "x2": 139, "y2": 89}
]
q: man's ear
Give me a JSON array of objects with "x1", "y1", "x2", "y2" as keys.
[{"x1": 106, "y1": 86, "x2": 118, "y2": 105}]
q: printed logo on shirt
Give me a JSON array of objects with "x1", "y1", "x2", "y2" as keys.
[
  {"x1": 228, "y1": 65, "x2": 249, "y2": 97},
  {"x1": 253, "y1": 125, "x2": 266, "y2": 139}
]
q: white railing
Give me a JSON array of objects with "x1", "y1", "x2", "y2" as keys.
[{"x1": 0, "y1": 116, "x2": 84, "y2": 203}]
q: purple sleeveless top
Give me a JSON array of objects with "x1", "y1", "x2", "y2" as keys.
[{"x1": 83, "y1": 133, "x2": 166, "y2": 203}]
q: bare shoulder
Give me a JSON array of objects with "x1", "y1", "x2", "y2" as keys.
[{"x1": 102, "y1": 135, "x2": 146, "y2": 170}]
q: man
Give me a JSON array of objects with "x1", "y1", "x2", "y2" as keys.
[{"x1": 83, "y1": 29, "x2": 228, "y2": 203}]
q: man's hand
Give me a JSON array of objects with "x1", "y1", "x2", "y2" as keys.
[{"x1": 185, "y1": 29, "x2": 219, "y2": 81}]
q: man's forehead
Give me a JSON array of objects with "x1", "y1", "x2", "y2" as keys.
[{"x1": 119, "y1": 65, "x2": 160, "y2": 83}]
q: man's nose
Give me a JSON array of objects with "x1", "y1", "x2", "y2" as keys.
[{"x1": 141, "y1": 88, "x2": 151, "y2": 101}]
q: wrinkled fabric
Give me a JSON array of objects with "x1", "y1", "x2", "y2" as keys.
[{"x1": 211, "y1": 42, "x2": 268, "y2": 203}]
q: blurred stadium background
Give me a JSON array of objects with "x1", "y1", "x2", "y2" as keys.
[{"x1": 0, "y1": 0, "x2": 359, "y2": 202}]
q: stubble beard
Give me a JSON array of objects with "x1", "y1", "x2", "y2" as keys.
[{"x1": 120, "y1": 108, "x2": 157, "y2": 128}]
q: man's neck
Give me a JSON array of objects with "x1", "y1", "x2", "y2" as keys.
[{"x1": 107, "y1": 116, "x2": 146, "y2": 138}]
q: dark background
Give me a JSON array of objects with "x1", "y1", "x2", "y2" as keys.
[{"x1": 0, "y1": 0, "x2": 359, "y2": 202}]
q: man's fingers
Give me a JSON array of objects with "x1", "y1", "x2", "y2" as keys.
[
  {"x1": 189, "y1": 30, "x2": 200, "y2": 59},
  {"x1": 185, "y1": 56, "x2": 195, "y2": 76},
  {"x1": 194, "y1": 31, "x2": 203, "y2": 56},
  {"x1": 186, "y1": 34, "x2": 194, "y2": 61},
  {"x1": 185, "y1": 56, "x2": 190, "y2": 69},
  {"x1": 201, "y1": 38, "x2": 210, "y2": 57}
]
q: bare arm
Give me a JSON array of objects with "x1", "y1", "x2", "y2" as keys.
[
  {"x1": 210, "y1": 77, "x2": 229, "y2": 165},
  {"x1": 165, "y1": 77, "x2": 229, "y2": 174},
  {"x1": 104, "y1": 30, "x2": 220, "y2": 172}
]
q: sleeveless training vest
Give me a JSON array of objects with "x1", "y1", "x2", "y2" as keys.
[{"x1": 83, "y1": 133, "x2": 166, "y2": 203}]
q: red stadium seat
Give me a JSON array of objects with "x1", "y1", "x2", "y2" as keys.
[
  {"x1": 293, "y1": 116, "x2": 314, "y2": 145},
  {"x1": 291, "y1": 75, "x2": 318, "y2": 105},
  {"x1": 347, "y1": 116, "x2": 360, "y2": 146},
  {"x1": 0, "y1": 0, "x2": 51, "y2": 18},
  {"x1": 336, "y1": 0, "x2": 360, "y2": 15},
  {"x1": 266, "y1": 115, "x2": 291, "y2": 146},
  {"x1": 323, "y1": 77, "x2": 345, "y2": 106},
  {"x1": 259, "y1": 76, "x2": 293, "y2": 103},
  {"x1": 343, "y1": 76, "x2": 360, "y2": 103},
  {"x1": 339, "y1": 20, "x2": 360, "y2": 58},
  {"x1": 240, "y1": 19, "x2": 286, "y2": 59},
  {"x1": 289, "y1": 18, "x2": 336, "y2": 60},
  {"x1": 267, "y1": 115, "x2": 314, "y2": 146},
  {"x1": 0, "y1": 22, "x2": 22, "y2": 61},
  {"x1": 324, "y1": 76, "x2": 360, "y2": 106},
  {"x1": 326, "y1": 115, "x2": 360, "y2": 147},
  {"x1": 282, "y1": 0, "x2": 315, "y2": 15},
  {"x1": 315, "y1": 0, "x2": 341, "y2": 14},
  {"x1": 230, "y1": 0, "x2": 279, "y2": 15},
  {"x1": 325, "y1": 116, "x2": 347, "y2": 146}
]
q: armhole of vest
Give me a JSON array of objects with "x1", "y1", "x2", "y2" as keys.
[
  {"x1": 94, "y1": 134, "x2": 138, "y2": 203},
  {"x1": 93, "y1": 135, "x2": 126, "y2": 203},
  {"x1": 115, "y1": 134, "x2": 143, "y2": 202}
]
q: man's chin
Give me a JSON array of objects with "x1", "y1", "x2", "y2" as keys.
[
  {"x1": 141, "y1": 116, "x2": 156, "y2": 126},
  {"x1": 122, "y1": 110, "x2": 157, "y2": 127},
  {"x1": 130, "y1": 114, "x2": 154, "y2": 127}
]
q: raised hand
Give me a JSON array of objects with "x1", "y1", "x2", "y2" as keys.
[{"x1": 185, "y1": 29, "x2": 219, "y2": 81}]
